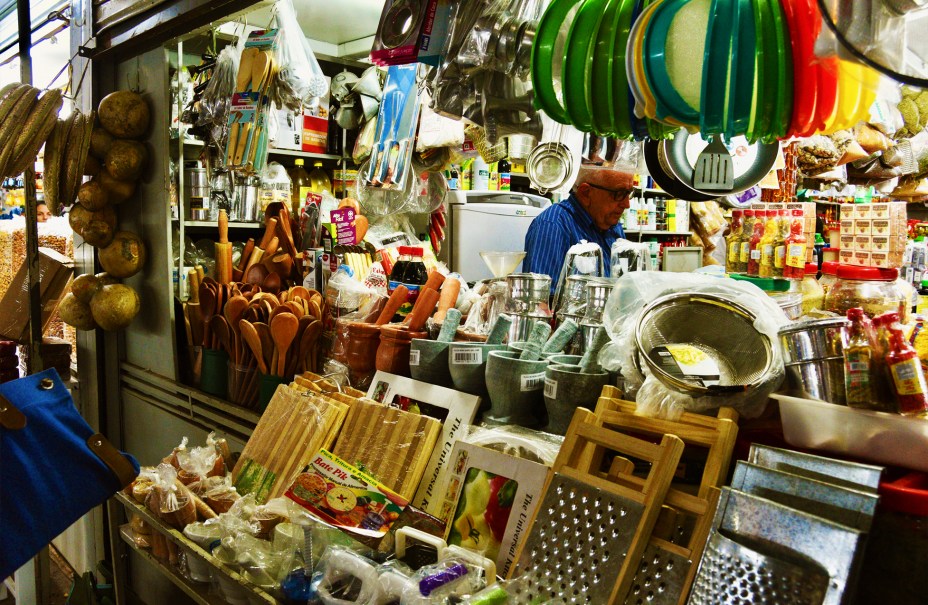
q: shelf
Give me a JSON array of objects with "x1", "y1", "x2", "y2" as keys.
[
  {"x1": 114, "y1": 493, "x2": 276, "y2": 604},
  {"x1": 267, "y1": 148, "x2": 343, "y2": 161},
  {"x1": 182, "y1": 221, "x2": 263, "y2": 229},
  {"x1": 170, "y1": 136, "x2": 204, "y2": 147},
  {"x1": 510, "y1": 172, "x2": 530, "y2": 179},
  {"x1": 634, "y1": 188, "x2": 674, "y2": 196},
  {"x1": 624, "y1": 229, "x2": 692, "y2": 236}
]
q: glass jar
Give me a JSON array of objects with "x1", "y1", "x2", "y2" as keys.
[
  {"x1": 819, "y1": 261, "x2": 839, "y2": 297},
  {"x1": 730, "y1": 274, "x2": 801, "y2": 319},
  {"x1": 824, "y1": 265, "x2": 906, "y2": 319},
  {"x1": 801, "y1": 263, "x2": 825, "y2": 315}
]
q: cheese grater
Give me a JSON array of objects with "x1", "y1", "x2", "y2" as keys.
[
  {"x1": 688, "y1": 487, "x2": 865, "y2": 605},
  {"x1": 509, "y1": 409, "x2": 684, "y2": 604},
  {"x1": 731, "y1": 461, "x2": 879, "y2": 533},
  {"x1": 747, "y1": 444, "x2": 882, "y2": 493}
]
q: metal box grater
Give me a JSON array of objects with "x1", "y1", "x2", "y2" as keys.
[{"x1": 747, "y1": 444, "x2": 882, "y2": 493}]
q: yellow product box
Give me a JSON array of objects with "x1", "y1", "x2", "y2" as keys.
[
  {"x1": 855, "y1": 204, "x2": 872, "y2": 219},
  {"x1": 854, "y1": 235, "x2": 872, "y2": 252},
  {"x1": 855, "y1": 251, "x2": 872, "y2": 266},
  {"x1": 870, "y1": 203, "x2": 888, "y2": 219},
  {"x1": 840, "y1": 220, "x2": 855, "y2": 236},
  {"x1": 839, "y1": 249, "x2": 856, "y2": 265},
  {"x1": 840, "y1": 234, "x2": 856, "y2": 250},
  {"x1": 872, "y1": 219, "x2": 893, "y2": 236},
  {"x1": 855, "y1": 220, "x2": 871, "y2": 236},
  {"x1": 765, "y1": 203, "x2": 786, "y2": 211}
]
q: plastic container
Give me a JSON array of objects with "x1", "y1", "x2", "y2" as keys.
[
  {"x1": 200, "y1": 349, "x2": 229, "y2": 399},
  {"x1": 289, "y1": 159, "x2": 311, "y2": 216},
  {"x1": 309, "y1": 161, "x2": 333, "y2": 195},
  {"x1": 824, "y1": 265, "x2": 906, "y2": 319},
  {"x1": 258, "y1": 374, "x2": 285, "y2": 412},
  {"x1": 819, "y1": 261, "x2": 839, "y2": 296},
  {"x1": 730, "y1": 274, "x2": 801, "y2": 319},
  {"x1": 771, "y1": 392, "x2": 928, "y2": 473}
]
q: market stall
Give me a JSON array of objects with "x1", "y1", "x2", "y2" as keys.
[{"x1": 5, "y1": 0, "x2": 928, "y2": 602}]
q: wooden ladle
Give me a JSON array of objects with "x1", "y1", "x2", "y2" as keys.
[{"x1": 270, "y1": 312, "x2": 299, "y2": 377}]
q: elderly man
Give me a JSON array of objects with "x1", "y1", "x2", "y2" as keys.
[{"x1": 523, "y1": 165, "x2": 633, "y2": 284}]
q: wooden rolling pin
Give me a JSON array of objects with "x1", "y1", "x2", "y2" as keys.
[
  {"x1": 246, "y1": 218, "x2": 278, "y2": 270},
  {"x1": 406, "y1": 287, "x2": 440, "y2": 332},
  {"x1": 215, "y1": 210, "x2": 233, "y2": 284},
  {"x1": 423, "y1": 271, "x2": 445, "y2": 292},
  {"x1": 375, "y1": 285, "x2": 409, "y2": 325},
  {"x1": 433, "y1": 277, "x2": 461, "y2": 323}
]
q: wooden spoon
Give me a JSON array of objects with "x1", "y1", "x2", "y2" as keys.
[
  {"x1": 302, "y1": 320, "x2": 323, "y2": 373},
  {"x1": 270, "y1": 312, "x2": 299, "y2": 377},
  {"x1": 286, "y1": 315, "x2": 314, "y2": 377},
  {"x1": 254, "y1": 322, "x2": 274, "y2": 375},
  {"x1": 263, "y1": 271, "x2": 282, "y2": 295},
  {"x1": 199, "y1": 282, "x2": 218, "y2": 347},
  {"x1": 285, "y1": 301, "x2": 304, "y2": 318},
  {"x1": 240, "y1": 320, "x2": 268, "y2": 375},
  {"x1": 224, "y1": 295, "x2": 250, "y2": 360},
  {"x1": 245, "y1": 263, "x2": 269, "y2": 286},
  {"x1": 210, "y1": 315, "x2": 233, "y2": 361},
  {"x1": 290, "y1": 286, "x2": 310, "y2": 301}
]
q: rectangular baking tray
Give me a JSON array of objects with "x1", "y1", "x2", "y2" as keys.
[{"x1": 771, "y1": 393, "x2": 928, "y2": 472}]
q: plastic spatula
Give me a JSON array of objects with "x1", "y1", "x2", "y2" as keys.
[{"x1": 692, "y1": 136, "x2": 734, "y2": 191}]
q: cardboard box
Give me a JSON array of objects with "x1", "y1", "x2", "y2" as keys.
[
  {"x1": 0, "y1": 247, "x2": 73, "y2": 343},
  {"x1": 441, "y1": 441, "x2": 549, "y2": 577},
  {"x1": 840, "y1": 220, "x2": 855, "y2": 236},
  {"x1": 302, "y1": 77, "x2": 331, "y2": 154},
  {"x1": 856, "y1": 204, "x2": 872, "y2": 219},
  {"x1": 872, "y1": 236, "x2": 891, "y2": 253},
  {"x1": 839, "y1": 249, "x2": 856, "y2": 265},
  {"x1": 855, "y1": 220, "x2": 871, "y2": 236},
  {"x1": 855, "y1": 251, "x2": 872, "y2": 266},
  {"x1": 872, "y1": 219, "x2": 891, "y2": 236},
  {"x1": 840, "y1": 234, "x2": 856, "y2": 250},
  {"x1": 854, "y1": 236, "x2": 872, "y2": 252},
  {"x1": 367, "y1": 372, "x2": 481, "y2": 519},
  {"x1": 271, "y1": 107, "x2": 302, "y2": 151},
  {"x1": 870, "y1": 251, "x2": 890, "y2": 268}
]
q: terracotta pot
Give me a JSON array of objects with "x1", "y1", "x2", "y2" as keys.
[
  {"x1": 345, "y1": 322, "x2": 381, "y2": 381},
  {"x1": 204, "y1": 490, "x2": 240, "y2": 515},
  {"x1": 376, "y1": 325, "x2": 427, "y2": 377}
]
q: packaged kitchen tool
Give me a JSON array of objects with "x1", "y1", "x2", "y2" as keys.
[
  {"x1": 602, "y1": 271, "x2": 788, "y2": 418},
  {"x1": 285, "y1": 449, "x2": 408, "y2": 539},
  {"x1": 269, "y1": 0, "x2": 328, "y2": 110},
  {"x1": 366, "y1": 65, "x2": 421, "y2": 192},
  {"x1": 370, "y1": 0, "x2": 454, "y2": 67}
]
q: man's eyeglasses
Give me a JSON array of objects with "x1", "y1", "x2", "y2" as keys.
[{"x1": 587, "y1": 183, "x2": 633, "y2": 201}]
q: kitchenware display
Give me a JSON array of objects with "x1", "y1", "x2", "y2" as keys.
[
  {"x1": 642, "y1": 0, "x2": 700, "y2": 127},
  {"x1": 777, "y1": 317, "x2": 849, "y2": 405},
  {"x1": 643, "y1": 138, "x2": 718, "y2": 201},
  {"x1": 526, "y1": 140, "x2": 573, "y2": 193},
  {"x1": 664, "y1": 129, "x2": 780, "y2": 196}
]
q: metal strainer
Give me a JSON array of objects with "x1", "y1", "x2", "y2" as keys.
[{"x1": 635, "y1": 293, "x2": 775, "y2": 397}]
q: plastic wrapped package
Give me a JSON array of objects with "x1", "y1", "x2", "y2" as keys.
[
  {"x1": 460, "y1": 575, "x2": 538, "y2": 604},
  {"x1": 461, "y1": 425, "x2": 562, "y2": 466},
  {"x1": 146, "y1": 464, "x2": 197, "y2": 530},
  {"x1": 269, "y1": 0, "x2": 328, "y2": 111},
  {"x1": 462, "y1": 281, "x2": 508, "y2": 336},
  {"x1": 259, "y1": 162, "x2": 292, "y2": 213},
  {"x1": 601, "y1": 272, "x2": 788, "y2": 418},
  {"x1": 199, "y1": 476, "x2": 240, "y2": 514},
  {"x1": 316, "y1": 546, "x2": 380, "y2": 604},
  {"x1": 232, "y1": 386, "x2": 344, "y2": 504},
  {"x1": 610, "y1": 240, "x2": 653, "y2": 279},
  {"x1": 175, "y1": 438, "x2": 223, "y2": 487},
  {"x1": 401, "y1": 558, "x2": 487, "y2": 604},
  {"x1": 196, "y1": 44, "x2": 239, "y2": 148},
  {"x1": 128, "y1": 466, "x2": 160, "y2": 504}
]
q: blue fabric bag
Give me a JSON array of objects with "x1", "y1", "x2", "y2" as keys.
[{"x1": 0, "y1": 369, "x2": 139, "y2": 579}]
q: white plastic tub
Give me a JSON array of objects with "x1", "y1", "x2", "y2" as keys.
[{"x1": 772, "y1": 393, "x2": 928, "y2": 472}]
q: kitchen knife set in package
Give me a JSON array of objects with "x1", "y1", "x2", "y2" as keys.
[
  {"x1": 370, "y1": 0, "x2": 454, "y2": 66},
  {"x1": 366, "y1": 65, "x2": 422, "y2": 191}
]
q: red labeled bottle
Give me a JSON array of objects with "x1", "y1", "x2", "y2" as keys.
[
  {"x1": 784, "y1": 209, "x2": 807, "y2": 279},
  {"x1": 843, "y1": 308, "x2": 875, "y2": 409},
  {"x1": 747, "y1": 210, "x2": 766, "y2": 277},
  {"x1": 885, "y1": 327, "x2": 928, "y2": 416}
]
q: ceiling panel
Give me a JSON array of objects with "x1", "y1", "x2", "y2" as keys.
[{"x1": 242, "y1": 0, "x2": 386, "y2": 46}]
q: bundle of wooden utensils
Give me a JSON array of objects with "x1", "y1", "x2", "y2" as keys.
[
  {"x1": 214, "y1": 203, "x2": 303, "y2": 289},
  {"x1": 182, "y1": 271, "x2": 326, "y2": 409}
]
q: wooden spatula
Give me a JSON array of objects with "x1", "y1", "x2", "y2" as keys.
[{"x1": 271, "y1": 312, "x2": 299, "y2": 377}]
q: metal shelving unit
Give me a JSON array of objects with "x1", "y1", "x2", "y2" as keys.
[{"x1": 624, "y1": 229, "x2": 692, "y2": 236}]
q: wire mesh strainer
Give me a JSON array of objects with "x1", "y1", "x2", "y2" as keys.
[{"x1": 635, "y1": 293, "x2": 775, "y2": 397}]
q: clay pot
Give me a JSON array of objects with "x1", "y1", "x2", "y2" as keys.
[
  {"x1": 345, "y1": 322, "x2": 381, "y2": 381},
  {"x1": 205, "y1": 490, "x2": 240, "y2": 515},
  {"x1": 376, "y1": 325, "x2": 427, "y2": 377},
  {"x1": 543, "y1": 364, "x2": 609, "y2": 435},
  {"x1": 409, "y1": 338, "x2": 453, "y2": 387}
]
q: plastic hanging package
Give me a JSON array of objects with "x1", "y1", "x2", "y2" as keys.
[
  {"x1": 146, "y1": 463, "x2": 197, "y2": 530},
  {"x1": 197, "y1": 44, "x2": 240, "y2": 148},
  {"x1": 610, "y1": 240, "x2": 653, "y2": 279},
  {"x1": 600, "y1": 271, "x2": 788, "y2": 419},
  {"x1": 402, "y1": 558, "x2": 487, "y2": 605},
  {"x1": 461, "y1": 425, "x2": 562, "y2": 466},
  {"x1": 315, "y1": 546, "x2": 380, "y2": 604},
  {"x1": 269, "y1": 0, "x2": 328, "y2": 110}
]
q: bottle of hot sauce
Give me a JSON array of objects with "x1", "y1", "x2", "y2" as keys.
[
  {"x1": 747, "y1": 210, "x2": 766, "y2": 277},
  {"x1": 784, "y1": 209, "x2": 807, "y2": 280},
  {"x1": 885, "y1": 327, "x2": 928, "y2": 416},
  {"x1": 843, "y1": 308, "x2": 875, "y2": 409}
]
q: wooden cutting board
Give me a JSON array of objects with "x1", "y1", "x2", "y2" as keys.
[
  {"x1": 332, "y1": 399, "x2": 441, "y2": 501},
  {"x1": 232, "y1": 383, "x2": 348, "y2": 503}
]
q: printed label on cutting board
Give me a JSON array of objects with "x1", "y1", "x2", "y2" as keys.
[
  {"x1": 409, "y1": 349, "x2": 421, "y2": 366},
  {"x1": 521, "y1": 372, "x2": 546, "y2": 391},
  {"x1": 544, "y1": 377, "x2": 557, "y2": 399},
  {"x1": 452, "y1": 348, "x2": 482, "y2": 365}
]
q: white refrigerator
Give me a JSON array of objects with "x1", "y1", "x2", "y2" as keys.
[{"x1": 446, "y1": 190, "x2": 550, "y2": 281}]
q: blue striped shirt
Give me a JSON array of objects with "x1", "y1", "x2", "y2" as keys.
[{"x1": 523, "y1": 194, "x2": 624, "y2": 284}]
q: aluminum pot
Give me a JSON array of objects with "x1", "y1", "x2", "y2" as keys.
[
  {"x1": 778, "y1": 318, "x2": 849, "y2": 405},
  {"x1": 583, "y1": 278, "x2": 616, "y2": 323}
]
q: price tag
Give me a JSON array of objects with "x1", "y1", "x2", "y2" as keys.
[
  {"x1": 521, "y1": 372, "x2": 546, "y2": 392},
  {"x1": 544, "y1": 377, "x2": 557, "y2": 399},
  {"x1": 409, "y1": 349, "x2": 420, "y2": 366},
  {"x1": 451, "y1": 348, "x2": 482, "y2": 365}
]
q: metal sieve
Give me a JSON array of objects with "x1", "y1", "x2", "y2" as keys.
[{"x1": 635, "y1": 293, "x2": 775, "y2": 397}]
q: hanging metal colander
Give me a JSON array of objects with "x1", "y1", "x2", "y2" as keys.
[{"x1": 634, "y1": 293, "x2": 775, "y2": 397}]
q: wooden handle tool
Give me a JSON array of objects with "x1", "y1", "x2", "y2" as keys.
[
  {"x1": 406, "y1": 287, "x2": 440, "y2": 332},
  {"x1": 376, "y1": 285, "x2": 408, "y2": 325},
  {"x1": 423, "y1": 271, "x2": 445, "y2": 292},
  {"x1": 239, "y1": 238, "x2": 255, "y2": 271},
  {"x1": 433, "y1": 277, "x2": 460, "y2": 323}
]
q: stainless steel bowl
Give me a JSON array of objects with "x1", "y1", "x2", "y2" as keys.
[
  {"x1": 507, "y1": 273, "x2": 551, "y2": 303},
  {"x1": 583, "y1": 278, "x2": 615, "y2": 323},
  {"x1": 783, "y1": 356, "x2": 847, "y2": 405},
  {"x1": 778, "y1": 318, "x2": 850, "y2": 405}
]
